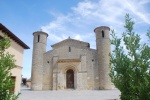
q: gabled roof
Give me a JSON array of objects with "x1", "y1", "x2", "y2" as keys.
[
  {"x1": 0, "y1": 23, "x2": 29, "y2": 49},
  {"x1": 51, "y1": 38, "x2": 90, "y2": 49}
]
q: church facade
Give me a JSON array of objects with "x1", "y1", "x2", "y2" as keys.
[{"x1": 31, "y1": 26, "x2": 113, "y2": 90}]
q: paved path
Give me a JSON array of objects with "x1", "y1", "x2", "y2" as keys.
[{"x1": 19, "y1": 88, "x2": 120, "y2": 100}]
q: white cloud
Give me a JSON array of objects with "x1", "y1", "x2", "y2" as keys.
[
  {"x1": 74, "y1": 34, "x2": 82, "y2": 40},
  {"x1": 41, "y1": 0, "x2": 150, "y2": 48}
]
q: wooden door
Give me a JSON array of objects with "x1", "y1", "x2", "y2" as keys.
[
  {"x1": 66, "y1": 69, "x2": 74, "y2": 88},
  {"x1": 11, "y1": 76, "x2": 16, "y2": 93}
]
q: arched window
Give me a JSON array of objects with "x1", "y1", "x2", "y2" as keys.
[
  {"x1": 69, "y1": 47, "x2": 71, "y2": 52},
  {"x1": 87, "y1": 43, "x2": 90, "y2": 48},
  {"x1": 38, "y1": 35, "x2": 40, "y2": 42},
  {"x1": 102, "y1": 30, "x2": 105, "y2": 38}
]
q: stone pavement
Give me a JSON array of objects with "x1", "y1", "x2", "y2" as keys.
[{"x1": 19, "y1": 87, "x2": 120, "y2": 100}]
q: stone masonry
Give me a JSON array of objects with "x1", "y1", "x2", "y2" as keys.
[{"x1": 31, "y1": 26, "x2": 114, "y2": 90}]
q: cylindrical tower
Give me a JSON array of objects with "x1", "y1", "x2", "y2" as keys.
[
  {"x1": 94, "y1": 26, "x2": 113, "y2": 90},
  {"x1": 31, "y1": 31, "x2": 48, "y2": 90}
]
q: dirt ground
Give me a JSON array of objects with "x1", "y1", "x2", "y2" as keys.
[{"x1": 19, "y1": 87, "x2": 120, "y2": 100}]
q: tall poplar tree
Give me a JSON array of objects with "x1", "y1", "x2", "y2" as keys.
[{"x1": 110, "y1": 14, "x2": 150, "y2": 100}]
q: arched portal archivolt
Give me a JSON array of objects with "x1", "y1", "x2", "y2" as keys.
[
  {"x1": 62, "y1": 64, "x2": 77, "y2": 74},
  {"x1": 60, "y1": 65, "x2": 77, "y2": 89}
]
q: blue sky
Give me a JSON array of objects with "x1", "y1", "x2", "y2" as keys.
[{"x1": 0, "y1": 0, "x2": 150, "y2": 79}]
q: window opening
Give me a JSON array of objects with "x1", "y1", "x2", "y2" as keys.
[
  {"x1": 102, "y1": 30, "x2": 105, "y2": 38},
  {"x1": 38, "y1": 35, "x2": 40, "y2": 42},
  {"x1": 92, "y1": 59, "x2": 94, "y2": 62},
  {"x1": 87, "y1": 43, "x2": 90, "y2": 48},
  {"x1": 69, "y1": 47, "x2": 71, "y2": 52}
]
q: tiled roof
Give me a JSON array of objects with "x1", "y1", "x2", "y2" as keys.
[{"x1": 0, "y1": 23, "x2": 29, "y2": 49}]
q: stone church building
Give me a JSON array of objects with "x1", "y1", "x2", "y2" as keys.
[{"x1": 31, "y1": 26, "x2": 113, "y2": 90}]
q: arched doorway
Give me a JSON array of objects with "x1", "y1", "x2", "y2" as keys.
[{"x1": 66, "y1": 69, "x2": 74, "y2": 89}]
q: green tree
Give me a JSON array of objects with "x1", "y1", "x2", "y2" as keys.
[
  {"x1": 0, "y1": 36, "x2": 19, "y2": 100},
  {"x1": 110, "y1": 14, "x2": 150, "y2": 100}
]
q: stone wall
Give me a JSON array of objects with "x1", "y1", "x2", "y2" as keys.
[
  {"x1": 31, "y1": 31, "x2": 48, "y2": 90},
  {"x1": 94, "y1": 26, "x2": 114, "y2": 89},
  {"x1": 42, "y1": 43, "x2": 98, "y2": 90},
  {"x1": 31, "y1": 26, "x2": 114, "y2": 90},
  {"x1": 0, "y1": 31, "x2": 24, "y2": 93}
]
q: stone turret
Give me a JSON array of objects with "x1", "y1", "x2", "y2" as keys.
[
  {"x1": 94, "y1": 26, "x2": 113, "y2": 89},
  {"x1": 31, "y1": 31, "x2": 48, "y2": 90}
]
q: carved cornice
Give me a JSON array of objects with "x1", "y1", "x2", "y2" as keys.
[
  {"x1": 51, "y1": 38, "x2": 90, "y2": 49},
  {"x1": 15, "y1": 65, "x2": 23, "y2": 69},
  {"x1": 57, "y1": 59, "x2": 81, "y2": 63}
]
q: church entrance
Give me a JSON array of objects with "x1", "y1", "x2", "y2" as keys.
[{"x1": 66, "y1": 69, "x2": 74, "y2": 89}]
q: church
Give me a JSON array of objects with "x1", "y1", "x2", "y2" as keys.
[{"x1": 31, "y1": 26, "x2": 114, "y2": 90}]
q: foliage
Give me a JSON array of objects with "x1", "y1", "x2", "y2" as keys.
[
  {"x1": 0, "y1": 36, "x2": 20, "y2": 100},
  {"x1": 110, "y1": 14, "x2": 150, "y2": 100},
  {"x1": 147, "y1": 28, "x2": 150, "y2": 41}
]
